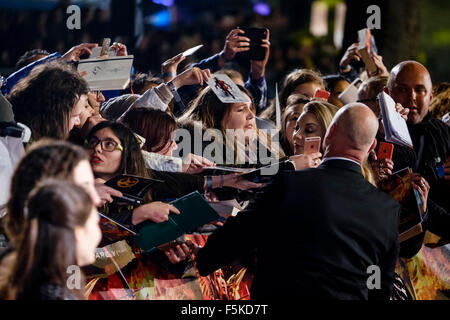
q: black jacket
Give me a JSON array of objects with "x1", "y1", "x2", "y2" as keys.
[
  {"x1": 408, "y1": 113, "x2": 450, "y2": 214},
  {"x1": 196, "y1": 159, "x2": 400, "y2": 300},
  {"x1": 375, "y1": 123, "x2": 450, "y2": 258}
]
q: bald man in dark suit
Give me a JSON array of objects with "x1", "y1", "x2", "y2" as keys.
[{"x1": 195, "y1": 103, "x2": 400, "y2": 300}]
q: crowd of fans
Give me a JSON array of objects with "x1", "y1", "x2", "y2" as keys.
[{"x1": 0, "y1": 4, "x2": 449, "y2": 301}]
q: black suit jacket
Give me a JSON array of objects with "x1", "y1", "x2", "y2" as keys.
[{"x1": 196, "y1": 159, "x2": 400, "y2": 300}]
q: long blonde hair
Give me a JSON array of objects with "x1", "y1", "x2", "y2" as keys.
[{"x1": 178, "y1": 85, "x2": 283, "y2": 163}]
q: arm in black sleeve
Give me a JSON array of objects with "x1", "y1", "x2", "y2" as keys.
[
  {"x1": 370, "y1": 207, "x2": 400, "y2": 299},
  {"x1": 150, "y1": 170, "x2": 204, "y2": 201},
  {"x1": 195, "y1": 175, "x2": 282, "y2": 276},
  {"x1": 425, "y1": 199, "x2": 450, "y2": 239}
]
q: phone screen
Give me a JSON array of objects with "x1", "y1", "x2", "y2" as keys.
[{"x1": 235, "y1": 27, "x2": 267, "y2": 61}]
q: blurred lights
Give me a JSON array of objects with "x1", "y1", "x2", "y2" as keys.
[
  {"x1": 148, "y1": 10, "x2": 171, "y2": 28},
  {"x1": 253, "y1": 2, "x2": 270, "y2": 16},
  {"x1": 152, "y1": 0, "x2": 174, "y2": 7}
]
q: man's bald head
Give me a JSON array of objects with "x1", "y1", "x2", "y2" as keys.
[
  {"x1": 387, "y1": 61, "x2": 433, "y2": 124},
  {"x1": 323, "y1": 103, "x2": 378, "y2": 162}
]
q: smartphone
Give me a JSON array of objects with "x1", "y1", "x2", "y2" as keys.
[
  {"x1": 314, "y1": 89, "x2": 330, "y2": 101},
  {"x1": 235, "y1": 27, "x2": 267, "y2": 61},
  {"x1": 100, "y1": 38, "x2": 111, "y2": 56},
  {"x1": 378, "y1": 142, "x2": 394, "y2": 160},
  {"x1": 304, "y1": 136, "x2": 321, "y2": 155}
]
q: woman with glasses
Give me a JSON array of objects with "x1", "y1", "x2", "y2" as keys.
[
  {"x1": 85, "y1": 121, "x2": 262, "y2": 234},
  {"x1": 86, "y1": 121, "x2": 180, "y2": 229}
]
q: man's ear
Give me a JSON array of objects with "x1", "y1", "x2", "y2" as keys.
[
  {"x1": 428, "y1": 90, "x2": 434, "y2": 105},
  {"x1": 368, "y1": 138, "x2": 377, "y2": 154},
  {"x1": 324, "y1": 123, "x2": 335, "y2": 145}
]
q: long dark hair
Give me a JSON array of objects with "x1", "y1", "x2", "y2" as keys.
[
  {"x1": 261, "y1": 68, "x2": 324, "y2": 122},
  {"x1": 87, "y1": 121, "x2": 150, "y2": 179},
  {"x1": 2, "y1": 180, "x2": 93, "y2": 300},
  {"x1": 5, "y1": 139, "x2": 89, "y2": 247},
  {"x1": 120, "y1": 107, "x2": 177, "y2": 153},
  {"x1": 7, "y1": 61, "x2": 89, "y2": 140}
]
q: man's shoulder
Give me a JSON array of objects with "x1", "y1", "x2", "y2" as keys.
[{"x1": 419, "y1": 115, "x2": 450, "y2": 133}]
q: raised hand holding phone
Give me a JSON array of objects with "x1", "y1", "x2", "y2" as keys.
[
  {"x1": 378, "y1": 142, "x2": 394, "y2": 160},
  {"x1": 304, "y1": 136, "x2": 321, "y2": 155}
]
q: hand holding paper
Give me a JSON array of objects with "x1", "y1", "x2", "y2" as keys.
[
  {"x1": 62, "y1": 43, "x2": 98, "y2": 61},
  {"x1": 172, "y1": 67, "x2": 211, "y2": 89},
  {"x1": 132, "y1": 201, "x2": 180, "y2": 225},
  {"x1": 161, "y1": 53, "x2": 185, "y2": 79}
]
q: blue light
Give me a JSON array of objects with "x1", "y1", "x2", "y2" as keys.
[
  {"x1": 149, "y1": 10, "x2": 171, "y2": 28},
  {"x1": 253, "y1": 2, "x2": 271, "y2": 16},
  {"x1": 152, "y1": 0, "x2": 174, "y2": 6}
]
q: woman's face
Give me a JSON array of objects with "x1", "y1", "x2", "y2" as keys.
[
  {"x1": 292, "y1": 112, "x2": 325, "y2": 155},
  {"x1": 87, "y1": 90, "x2": 105, "y2": 115},
  {"x1": 154, "y1": 131, "x2": 178, "y2": 157},
  {"x1": 74, "y1": 206, "x2": 102, "y2": 266},
  {"x1": 293, "y1": 82, "x2": 323, "y2": 99},
  {"x1": 284, "y1": 104, "x2": 305, "y2": 153},
  {"x1": 68, "y1": 94, "x2": 88, "y2": 134},
  {"x1": 87, "y1": 127, "x2": 123, "y2": 178},
  {"x1": 72, "y1": 159, "x2": 101, "y2": 207},
  {"x1": 77, "y1": 100, "x2": 95, "y2": 130},
  {"x1": 222, "y1": 95, "x2": 256, "y2": 140}
]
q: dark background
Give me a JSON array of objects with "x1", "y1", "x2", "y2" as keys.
[{"x1": 0, "y1": 0, "x2": 448, "y2": 96}]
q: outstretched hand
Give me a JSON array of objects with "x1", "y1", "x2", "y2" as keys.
[
  {"x1": 339, "y1": 42, "x2": 361, "y2": 72},
  {"x1": 163, "y1": 240, "x2": 202, "y2": 264},
  {"x1": 171, "y1": 67, "x2": 211, "y2": 89},
  {"x1": 161, "y1": 53, "x2": 185, "y2": 80},
  {"x1": 62, "y1": 43, "x2": 98, "y2": 61}
]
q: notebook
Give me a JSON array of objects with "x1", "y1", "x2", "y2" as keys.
[
  {"x1": 77, "y1": 55, "x2": 134, "y2": 90},
  {"x1": 377, "y1": 92, "x2": 413, "y2": 148}
]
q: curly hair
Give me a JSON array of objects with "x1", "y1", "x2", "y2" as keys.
[
  {"x1": 7, "y1": 61, "x2": 89, "y2": 140},
  {"x1": 430, "y1": 82, "x2": 450, "y2": 119}
]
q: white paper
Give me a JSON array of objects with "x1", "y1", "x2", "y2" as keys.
[
  {"x1": 275, "y1": 83, "x2": 281, "y2": 128},
  {"x1": 203, "y1": 166, "x2": 254, "y2": 173},
  {"x1": 210, "y1": 200, "x2": 243, "y2": 218},
  {"x1": 338, "y1": 78, "x2": 361, "y2": 105},
  {"x1": 89, "y1": 47, "x2": 117, "y2": 59},
  {"x1": 77, "y1": 55, "x2": 134, "y2": 91},
  {"x1": 377, "y1": 92, "x2": 413, "y2": 148},
  {"x1": 182, "y1": 44, "x2": 203, "y2": 57},
  {"x1": 207, "y1": 74, "x2": 249, "y2": 103}
]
